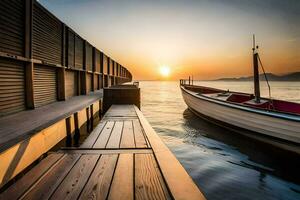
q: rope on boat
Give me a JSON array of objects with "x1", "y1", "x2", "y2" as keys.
[{"x1": 257, "y1": 54, "x2": 274, "y2": 110}]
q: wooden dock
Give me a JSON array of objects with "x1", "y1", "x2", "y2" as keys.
[{"x1": 0, "y1": 105, "x2": 205, "y2": 200}]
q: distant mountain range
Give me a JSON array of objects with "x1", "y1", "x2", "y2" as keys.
[{"x1": 214, "y1": 72, "x2": 300, "y2": 82}]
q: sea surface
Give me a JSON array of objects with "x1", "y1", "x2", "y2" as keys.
[{"x1": 139, "y1": 81, "x2": 300, "y2": 200}]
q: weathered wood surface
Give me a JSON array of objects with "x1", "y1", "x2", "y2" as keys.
[
  {"x1": 0, "y1": 91, "x2": 103, "y2": 153},
  {"x1": 0, "y1": 104, "x2": 205, "y2": 200},
  {"x1": 81, "y1": 106, "x2": 150, "y2": 149}
]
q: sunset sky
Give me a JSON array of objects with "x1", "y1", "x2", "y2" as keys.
[{"x1": 40, "y1": 0, "x2": 300, "y2": 80}]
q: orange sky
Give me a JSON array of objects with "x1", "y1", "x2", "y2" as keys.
[{"x1": 41, "y1": 0, "x2": 300, "y2": 80}]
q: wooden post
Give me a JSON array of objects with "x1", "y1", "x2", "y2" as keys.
[
  {"x1": 90, "y1": 104, "x2": 94, "y2": 130},
  {"x1": 77, "y1": 71, "x2": 81, "y2": 95},
  {"x1": 65, "y1": 117, "x2": 72, "y2": 146},
  {"x1": 92, "y1": 47, "x2": 96, "y2": 91},
  {"x1": 80, "y1": 71, "x2": 87, "y2": 95},
  {"x1": 25, "y1": 63, "x2": 34, "y2": 108},
  {"x1": 57, "y1": 24, "x2": 66, "y2": 100},
  {"x1": 253, "y1": 52, "x2": 260, "y2": 102},
  {"x1": 57, "y1": 68, "x2": 65, "y2": 100},
  {"x1": 188, "y1": 76, "x2": 191, "y2": 85},
  {"x1": 86, "y1": 107, "x2": 90, "y2": 132},
  {"x1": 74, "y1": 112, "x2": 80, "y2": 145},
  {"x1": 99, "y1": 100, "x2": 102, "y2": 118},
  {"x1": 25, "y1": 0, "x2": 34, "y2": 109},
  {"x1": 81, "y1": 41, "x2": 88, "y2": 94}
]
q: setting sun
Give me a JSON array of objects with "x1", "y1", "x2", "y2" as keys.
[{"x1": 159, "y1": 66, "x2": 170, "y2": 77}]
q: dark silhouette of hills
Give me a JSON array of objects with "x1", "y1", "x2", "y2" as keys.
[{"x1": 215, "y1": 72, "x2": 300, "y2": 81}]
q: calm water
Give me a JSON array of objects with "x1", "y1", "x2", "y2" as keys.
[{"x1": 140, "y1": 81, "x2": 300, "y2": 200}]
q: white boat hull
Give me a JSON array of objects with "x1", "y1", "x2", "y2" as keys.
[{"x1": 181, "y1": 87, "x2": 300, "y2": 146}]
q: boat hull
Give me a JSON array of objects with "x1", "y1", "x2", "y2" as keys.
[{"x1": 181, "y1": 87, "x2": 300, "y2": 146}]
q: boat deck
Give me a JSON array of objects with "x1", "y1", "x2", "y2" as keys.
[
  {"x1": 0, "y1": 105, "x2": 205, "y2": 200},
  {"x1": 0, "y1": 91, "x2": 102, "y2": 153}
]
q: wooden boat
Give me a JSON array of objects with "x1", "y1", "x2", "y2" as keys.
[{"x1": 180, "y1": 37, "x2": 300, "y2": 152}]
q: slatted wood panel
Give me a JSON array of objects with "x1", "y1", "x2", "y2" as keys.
[
  {"x1": 116, "y1": 63, "x2": 119, "y2": 76},
  {"x1": 75, "y1": 35, "x2": 83, "y2": 69},
  {"x1": 94, "y1": 74, "x2": 99, "y2": 90},
  {"x1": 67, "y1": 30, "x2": 75, "y2": 68},
  {"x1": 86, "y1": 73, "x2": 92, "y2": 93},
  {"x1": 33, "y1": 65, "x2": 57, "y2": 107},
  {"x1": 0, "y1": 0, "x2": 25, "y2": 56},
  {"x1": 65, "y1": 70, "x2": 77, "y2": 99},
  {"x1": 111, "y1": 60, "x2": 115, "y2": 75},
  {"x1": 95, "y1": 49, "x2": 101, "y2": 73},
  {"x1": 32, "y1": 2, "x2": 62, "y2": 64},
  {"x1": 0, "y1": 59, "x2": 25, "y2": 117},
  {"x1": 109, "y1": 58, "x2": 113, "y2": 75},
  {"x1": 103, "y1": 54, "x2": 108, "y2": 75},
  {"x1": 86, "y1": 43, "x2": 93, "y2": 71}
]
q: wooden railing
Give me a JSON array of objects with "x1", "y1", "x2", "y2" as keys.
[{"x1": 0, "y1": 0, "x2": 133, "y2": 116}]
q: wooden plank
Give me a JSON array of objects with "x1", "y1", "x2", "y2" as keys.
[
  {"x1": 0, "y1": 153, "x2": 64, "y2": 200},
  {"x1": 93, "y1": 121, "x2": 114, "y2": 148},
  {"x1": 106, "y1": 121, "x2": 123, "y2": 148},
  {"x1": 50, "y1": 154, "x2": 99, "y2": 200},
  {"x1": 120, "y1": 121, "x2": 135, "y2": 148},
  {"x1": 133, "y1": 119, "x2": 148, "y2": 148},
  {"x1": 153, "y1": 156, "x2": 172, "y2": 200},
  {"x1": 135, "y1": 154, "x2": 167, "y2": 200},
  {"x1": 107, "y1": 154, "x2": 133, "y2": 200},
  {"x1": 134, "y1": 106, "x2": 206, "y2": 200},
  {"x1": 105, "y1": 105, "x2": 137, "y2": 118},
  {"x1": 60, "y1": 149, "x2": 152, "y2": 154},
  {"x1": 81, "y1": 121, "x2": 107, "y2": 148},
  {"x1": 79, "y1": 154, "x2": 118, "y2": 200},
  {"x1": 21, "y1": 154, "x2": 81, "y2": 200}
]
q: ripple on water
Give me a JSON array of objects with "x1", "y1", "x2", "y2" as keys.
[{"x1": 140, "y1": 81, "x2": 300, "y2": 200}]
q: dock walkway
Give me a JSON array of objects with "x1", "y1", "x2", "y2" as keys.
[{"x1": 0, "y1": 105, "x2": 205, "y2": 200}]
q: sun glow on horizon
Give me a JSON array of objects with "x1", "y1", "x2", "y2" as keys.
[{"x1": 159, "y1": 66, "x2": 171, "y2": 77}]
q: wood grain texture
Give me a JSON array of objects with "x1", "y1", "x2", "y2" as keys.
[
  {"x1": 50, "y1": 154, "x2": 99, "y2": 200},
  {"x1": 108, "y1": 154, "x2": 133, "y2": 200},
  {"x1": 133, "y1": 119, "x2": 148, "y2": 148},
  {"x1": 135, "y1": 154, "x2": 167, "y2": 200},
  {"x1": 33, "y1": 65, "x2": 57, "y2": 107},
  {"x1": 134, "y1": 106, "x2": 206, "y2": 200},
  {"x1": 79, "y1": 154, "x2": 118, "y2": 200},
  {"x1": 60, "y1": 149, "x2": 152, "y2": 154},
  {"x1": 0, "y1": 119, "x2": 67, "y2": 188},
  {"x1": 0, "y1": 89, "x2": 102, "y2": 153},
  {"x1": 120, "y1": 121, "x2": 135, "y2": 148},
  {"x1": 106, "y1": 121, "x2": 123, "y2": 148},
  {"x1": 21, "y1": 154, "x2": 81, "y2": 200},
  {"x1": 81, "y1": 121, "x2": 107, "y2": 148},
  {"x1": 93, "y1": 121, "x2": 114, "y2": 148},
  {"x1": 105, "y1": 105, "x2": 137, "y2": 118},
  {"x1": 65, "y1": 70, "x2": 77, "y2": 99},
  {"x1": 0, "y1": 153, "x2": 64, "y2": 200}
]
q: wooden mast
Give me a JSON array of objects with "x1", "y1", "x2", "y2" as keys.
[{"x1": 252, "y1": 35, "x2": 260, "y2": 103}]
